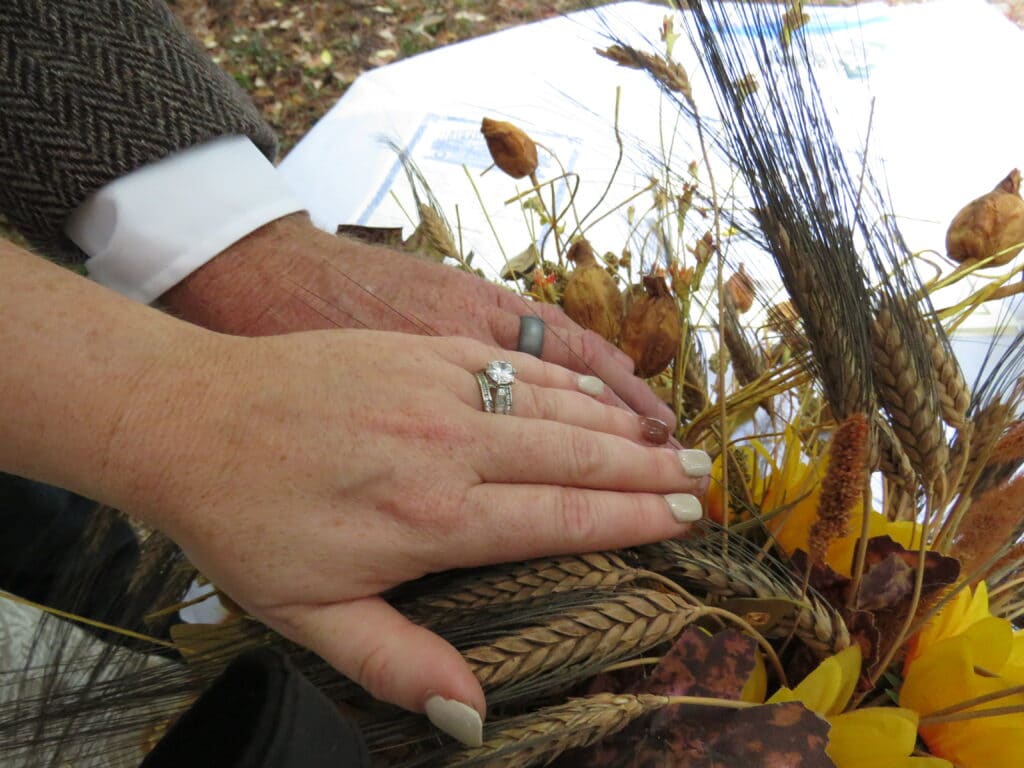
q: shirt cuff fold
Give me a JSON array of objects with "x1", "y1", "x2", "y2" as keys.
[{"x1": 66, "y1": 136, "x2": 305, "y2": 304}]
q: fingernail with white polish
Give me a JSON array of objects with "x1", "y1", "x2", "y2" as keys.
[
  {"x1": 425, "y1": 695, "x2": 483, "y2": 747},
  {"x1": 678, "y1": 449, "x2": 712, "y2": 477},
  {"x1": 665, "y1": 493, "x2": 704, "y2": 523},
  {"x1": 578, "y1": 375, "x2": 605, "y2": 397}
]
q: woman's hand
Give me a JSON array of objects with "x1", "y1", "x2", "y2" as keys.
[
  {"x1": 0, "y1": 241, "x2": 706, "y2": 745},
  {"x1": 116, "y1": 329, "x2": 709, "y2": 745}
]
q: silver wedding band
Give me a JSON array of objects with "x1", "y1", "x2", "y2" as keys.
[
  {"x1": 517, "y1": 315, "x2": 545, "y2": 358},
  {"x1": 476, "y1": 360, "x2": 516, "y2": 414}
]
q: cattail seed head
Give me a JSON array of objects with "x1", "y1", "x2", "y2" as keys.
[{"x1": 808, "y1": 413, "x2": 870, "y2": 564}]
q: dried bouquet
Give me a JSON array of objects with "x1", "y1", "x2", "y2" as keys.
[{"x1": 3, "y1": 2, "x2": 1023, "y2": 767}]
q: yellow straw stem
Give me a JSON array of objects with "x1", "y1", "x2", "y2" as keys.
[
  {"x1": 1, "y1": 591, "x2": 186, "y2": 652},
  {"x1": 920, "y1": 703, "x2": 1024, "y2": 726},
  {"x1": 921, "y1": 684, "x2": 1024, "y2": 719}
]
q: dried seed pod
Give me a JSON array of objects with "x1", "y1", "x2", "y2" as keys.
[
  {"x1": 562, "y1": 239, "x2": 623, "y2": 343},
  {"x1": 946, "y1": 169, "x2": 1024, "y2": 265},
  {"x1": 618, "y1": 275, "x2": 682, "y2": 378},
  {"x1": 725, "y1": 263, "x2": 756, "y2": 313},
  {"x1": 480, "y1": 117, "x2": 539, "y2": 179}
]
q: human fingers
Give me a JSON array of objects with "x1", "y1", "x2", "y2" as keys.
[
  {"x1": 494, "y1": 381, "x2": 675, "y2": 444},
  {"x1": 493, "y1": 290, "x2": 635, "y2": 371},
  {"x1": 274, "y1": 597, "x2": 486, "y2": 746},
  {"x1": 468, "y1": 414, "x2": 711, "y2": 493},
  {"x1": 539, "y1": 324, "x2": 676, "y2": 425},
  {"x1": 453, "y1": 483, "x2": 705, "y2": 566},
  {"x1": 525, "y1": 300, "x2": 637, "y2": 371},
  {"x1": 487, "y1": 304, "x2": 676, "y2": 425},
  {"x1": 442, "y1": 345, "x2": 672, "y2": 444}
]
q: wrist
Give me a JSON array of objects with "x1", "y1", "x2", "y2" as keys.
[
  {"x1": 0, "y1": 242, "x2": 226, "y2": 528},
  {"x1": 94, "y1": 327, "x2": 240, "y2": 532},
  {"x1": 159, "y1": 213, "x2": 340, "y2": 335}
]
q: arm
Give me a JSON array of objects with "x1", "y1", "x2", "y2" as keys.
[
  {"x1": 0, "y1": 239, "x2": 708, "y2": 741},
  {"x1": 0, "y1": 1, "x2": 674, "y2": 424},
  {"x1": 0, "y1": 0, "x2": 276, "y2": 263}
]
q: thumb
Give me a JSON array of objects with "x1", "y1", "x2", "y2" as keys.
[{"x1": 278, "y1": 596, "x2": 486, "y2": 746}]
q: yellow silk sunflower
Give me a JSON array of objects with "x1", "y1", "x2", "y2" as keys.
[
  {"x1": 745, "y1": 645, "x2": 952, "y2": 768},
  {"x1": 715, "y1": 427, "x2": 921, "y2": 576},
  {"x1": 900, "y1": 583, "x2": 1024, "y2": 767}
]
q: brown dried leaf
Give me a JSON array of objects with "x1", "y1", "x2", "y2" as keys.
[
  {"x1": 716, "y1": 597, "x2": 798, "y2": 637},
  {"x1": 639, "y1": 628, "x2": 758, "y2": 700},
  {"x1": 643, "y1": 701, "x2": 832, "y2": 768},
  {"x1": 500, "y1": 243, "x2": 540, "y2": 280},
  {"x1": 855, "y1": 535, "x2": 960, "y2": 611},
  {"x1": 575, "y1": 700, "x2": 833, "y2": 768}
]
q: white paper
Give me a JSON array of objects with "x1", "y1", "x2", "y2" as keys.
[{"x1": 280, "y1": 0, "x2": 1024, "y2": 381}]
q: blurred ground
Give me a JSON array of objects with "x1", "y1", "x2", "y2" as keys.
[
  {"x1": 168, "y1": 0, "x2": 1024, "y2": 156},
  {"x1": 169, "y1": 0, "x2": 593, "y2": 154}
]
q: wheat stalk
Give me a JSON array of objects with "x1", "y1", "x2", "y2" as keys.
[
  {"x1": 679, "y1": 321, "x2": 709, "y2": 419},
  {"x1": 441, "y1": 693, "x2": 671, "y2": 767},
  {"x1": 921, "y1": 319, "x2": 971, "y2": 430},
  {"x1": 872, "y1": 418, "x2": 919, "y2": 520},
  {"x1": 463, "y1": 590, "x2": 696, "y2": 691},
  {"x1": 402, "y1": 554, "x2": 638, "y2": 619},
  {"x1": 771, "y1": 221, "x2": 873, "y2": 421},
  {"x1": 871, "y1": 303, "x2": 949, "y2": 503},
  {"x1": 638, "y1": 536, "x2": 850, "y2": 655},
  {"x1": 415, "y1": 203, "x2": 459, "y2": 261},
  {"x1": 721, "y1": 294, "x2": 764, "y2": 387},
  {"x1": 596, "y1": 45, "x2": 694, "y2": 107},
  {"x1": 954, "y1": 400, "x2": 1012, "y2": 499}
]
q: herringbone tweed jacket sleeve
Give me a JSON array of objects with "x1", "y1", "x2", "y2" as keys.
[{"x1": 0, "y1": 0, "x2": 278, "y2": 264}]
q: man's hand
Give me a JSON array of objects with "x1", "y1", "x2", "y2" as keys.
[{"x1": 160, "y1": 213, "x2": 675, "y2": 427}]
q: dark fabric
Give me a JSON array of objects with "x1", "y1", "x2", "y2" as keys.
[
  {"x1": 0, "y1": 472, "x2": 138, "y2": 625},
  {"x1": 0, "y1": 0, "x2": 277, "y2": 264},
  {"x1": 141, "y1": 648, "x2": 370, "y2": 768}
]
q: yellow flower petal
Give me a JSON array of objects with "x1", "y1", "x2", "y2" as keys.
[
  {"x1": 906, "y1": 584, "x2": 1002, "y2": 673},
  {"x1": 902, "y1": 621, "x2": 1024, "y2": 768},
  {"x1": 741, "y1": 650, "x2": 767, "y2": 703},
  {"x1": 769, "y1": 645, "x2": 861, "y2": 716},
  {"x1": 826, "y1": 708, "x2": 919, "y2": 766},
  {"x1": 763, "y1": 428, "x2": 920, "y2": 576}
]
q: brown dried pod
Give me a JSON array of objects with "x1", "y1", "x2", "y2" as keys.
[
  {"x1": 562, "y1": 239, "x2": 624, "y2": 343},
  {"x1": 725, "y1": 263, "x2": 756, "y2": 313},
  {"x1": 618, "y1": 275, "x2": 682, "y2": 378},
  {"x1": 946, "y1": 169, "x2": 1024, "y2": 265},
  {"x1": 480, "y1": 117, "x2": 539, "y2": 179}
]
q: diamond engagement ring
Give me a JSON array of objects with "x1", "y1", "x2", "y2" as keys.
[{"x1": 476, "y1": 360, "x2": 517, "y2": 414}]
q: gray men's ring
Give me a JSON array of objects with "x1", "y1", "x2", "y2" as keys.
[{"x1": 517, "y1": 315, "x2": 545, "y2": 358}]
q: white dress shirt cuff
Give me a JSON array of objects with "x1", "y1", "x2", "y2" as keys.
[{"x1": 65, "y1": 136, "x2": 305, "y2": 304}]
